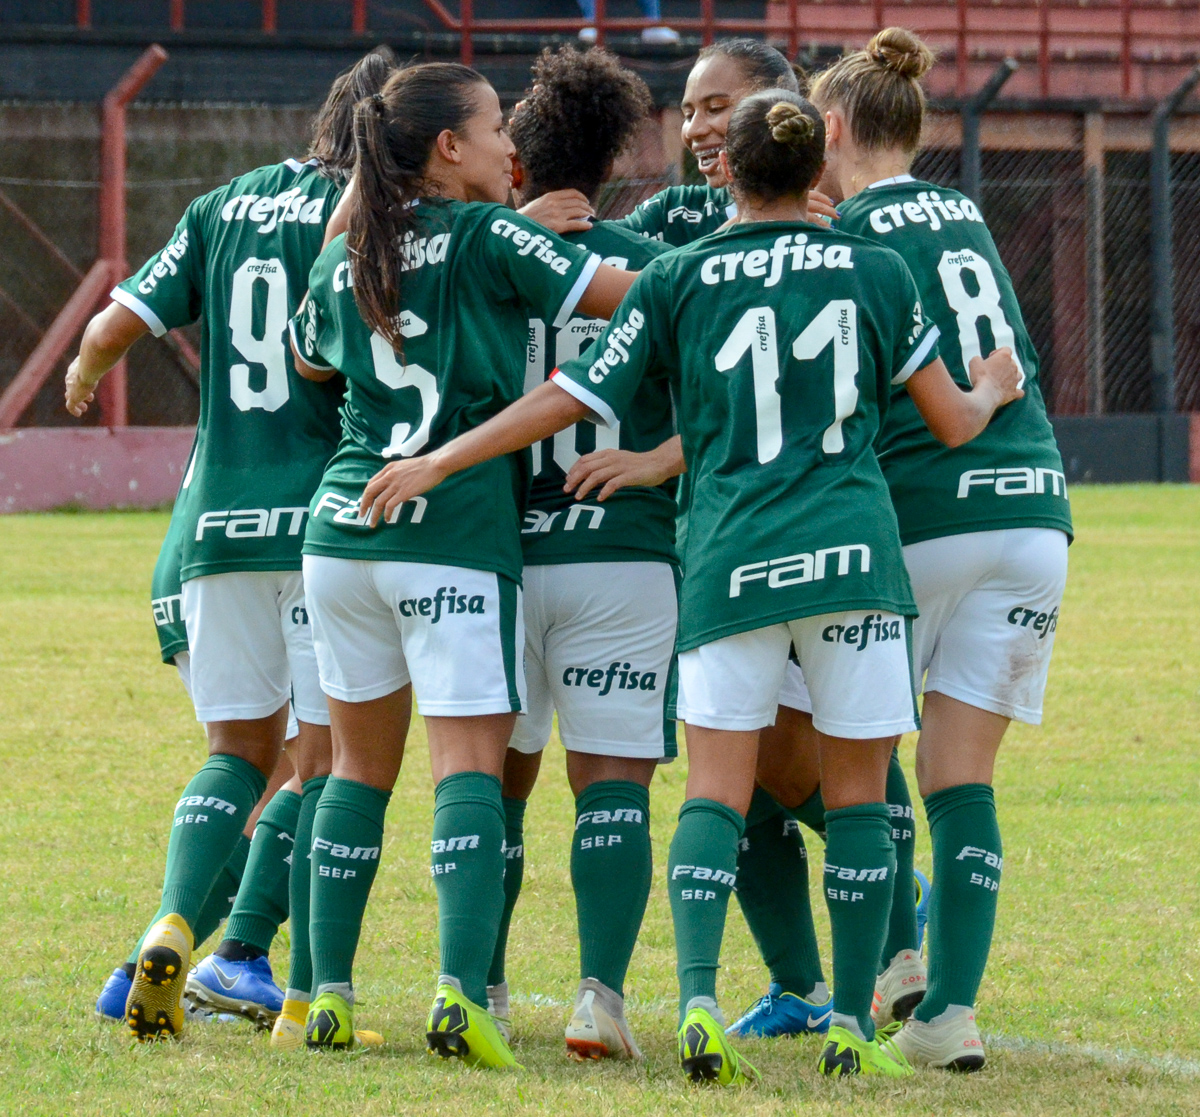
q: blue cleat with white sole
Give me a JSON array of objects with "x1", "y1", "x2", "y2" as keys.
[
  {"x1": 726, "y1": 983, "x2": 833, "y2": 1038},
  {"x1": 96, "y1": 967, "x2": 132, "y2": 1022},
  {"x1": 185, "y1": 953, "x2": 284, "y2": 1025}
]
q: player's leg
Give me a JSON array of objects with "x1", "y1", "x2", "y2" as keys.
[{"x1": 896, "y1": 528, "x2": 1068, "y2": 1071}]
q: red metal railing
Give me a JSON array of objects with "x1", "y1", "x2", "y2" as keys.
[{"x1": 68, "y1": 1, "x2": 1200, "y2": 101}]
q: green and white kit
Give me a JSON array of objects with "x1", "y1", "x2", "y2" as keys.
[
  {"x1": 554, "y1": 219, "x2": 937, "y2": 734},
  {"x1": 292, "y1": 198, "x2": 601, "y2": 714},
  {"x1": 616, "y1": 184, "x2": 736, "y2": 247}
]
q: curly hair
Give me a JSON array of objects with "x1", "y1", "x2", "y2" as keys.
[{"x1": 509, "y1": 46, "x2": 652, "y2": 202}]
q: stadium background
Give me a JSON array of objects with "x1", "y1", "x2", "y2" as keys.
[{"x1": 1, "y1": 1, "x2": 1199, "y2": 503}]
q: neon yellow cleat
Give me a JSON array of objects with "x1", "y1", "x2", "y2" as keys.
[
  {"x1": 678, "y1": 1005, "x2": 758, "y2": 1085},
  {"x1": 126, "y1": 914, "x2": 193, "y2": 1042},
  {"x1": 426, "y1": 982, "x2": 518, "y2": 1069},
  {"x1": 305, "y1": 990, "x2": 354, "y2": 1049},
  {"x1": 274, "y1": 997, "x2": 382, "y2": 1050},
  {"x1": 817, "y1": 1023, "x2": 915, "y2": 1077}
]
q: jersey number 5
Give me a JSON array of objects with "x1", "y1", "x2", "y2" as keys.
[
  {"x1": 229, "y1": 257, "x2": 291, "y2": 412},
  {"x1": 370, "y1": 311, "x2": 441, "y2": 458},
  {"x1": 715, "y1": 300, "x2": 860, "y2": 464}
]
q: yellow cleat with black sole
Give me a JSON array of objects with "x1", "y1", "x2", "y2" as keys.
[
  {"x1": 678, "y1": 1005, "x2": 758, "y2": 1086},
  {"x1": 274, "y1": 997, "x2": 382, "y2": 1051},
  {"x1": 817, "y1": 1023, "x2": 914, "y2": 1077},
  {"x1": 426, "y1": 981, "x2": 518, "y2": 1069},
  {"x1": 126, "y1": 914, "x2": 192, "y2": 1042}
]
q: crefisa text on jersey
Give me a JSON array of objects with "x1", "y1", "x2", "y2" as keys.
[
  {"x1": 219, "y1": 186, "x2": 327, "y2": 234},
  {"x1": 866, "y1": 190, "x2": 983, "y2": 234},
  {"x1": 701, "y1": 233, "x2": 853, "y2": 288}
]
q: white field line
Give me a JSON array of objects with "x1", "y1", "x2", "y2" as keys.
[{"x1": 511, "y1": 992, "x2": 1200, "y2": 1077}]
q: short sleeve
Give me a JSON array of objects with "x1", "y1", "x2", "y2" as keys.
[
  {"x1": 288, "y1": 261, "x2": 335, "y2": 372},
  {"x1": 615, "y1": 193, "x2": 665, "y2": 240},
  {"x1": 477, "y1": 208, "x2": 601, "y2": 330},
  {"x1": 888, "y1": 257, "x2": 940, "y2": 385},
  {"x1": 111, "y1": 203, "x2": 204, "y2": 336},
  {"x1": 551, "y1": 265, "x2": 670, "y2": 428}
]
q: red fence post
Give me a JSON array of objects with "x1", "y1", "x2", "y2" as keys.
[
  {"x1": 701, "y1": 0, "x2": 715, "y2": 48},
  {"x1": 1120, "y1": 0, "x2": 1132, "y2": 99},
  {"x1": 76, "y1": 0, "x2": 91, "y2": 29},
  {"x1": 957, "y1": 0, "x2": 968, "y2": 98},
  {"x1": 262, "y1": 0, "x2": 277, "y2": 33},
  {"x1": 170, "y1": 0, "x2": 185, "y2": 32},
  {"x1": 462, "y1": 0, "x2": 474, "y2": 65},
  {"x1": 352, "y1": 0, "x2": 367, "y2": 34},
  {"x1": 594, "y1": 0, "x2": 606, "y2": 48},
  {"x1": 787, "y1": 0, "x2": 799, "y2": 59},
  {"x1": 1038, "y1": 0, "x2": 1050, "y2": 98}
]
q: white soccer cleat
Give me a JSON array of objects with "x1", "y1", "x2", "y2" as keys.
[
  {"x1": 486, "y1": 980, "x2": 512, "y2": 1044},
  {"x1": 641, "y1": 26, "x2": 681, "y2": 45},
  {"x1": 872, "y1": 948, "x2": 927, "y2": 1027},
  {"x1": 893, "y1": 1006, "x2": 986, "y2": 1072},
  {"x1": 565, "y1": 978, "x2": 642, "y2": 1061}
]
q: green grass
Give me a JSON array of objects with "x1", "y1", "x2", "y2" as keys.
[{"x1": 0, "y1": 486, "x2": 1197, "y2": 1115}]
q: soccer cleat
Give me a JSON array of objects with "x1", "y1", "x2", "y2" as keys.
[
  {"x1": 677, "y1": 1004, "x2": 758, "y2": 1085},
  {"x1": 126, "y1": 914, "x2": 193, "y2": 1042},
  {"x1": 486, "y1": 981, "x2": 512, "y2": 1044},
  {"x1": 96, "y1": 967, "x2": 133, "y2": 1022},
  {"x1": 305, "y1": 990, "x2": 355, "y2": 1049},
  {"x1": 914, "y1": 868, "x2": 931, "y2": 953},
  {"x1": 817, "y1": 1023, "x2": 914, "y2": 1077},
  {"x1": 893, "y1": 1007, "x2": 986, "y2": 1072},
  {"x1": 872, "y1": 949, "x2": 927, "y2": 1028},
  {"x1": 565, "y1": 978, "x2": 642, "y2": 1060},
  {"x1": 186, "y1": 953, "x2": 285, "y2": 1026},
  {"x1": 726, "y1": 982, "x2": 833, "y2": 1038},
  {"x1": 426, "y1": 981, "x2": 518, "y2": 1069},
  {"x1": 274, "y1": 998, "x2": 381, "y2": 1050}
]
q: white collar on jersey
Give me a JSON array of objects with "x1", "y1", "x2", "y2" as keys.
[
  {"x1": 865, "y1": 174, "x2": 916, "y2": 190},
  {"x1": 284, "y1": 157, "x2": 320, "y2": 172}
]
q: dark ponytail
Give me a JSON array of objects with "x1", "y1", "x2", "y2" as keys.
[
  {"x1": 697, "y1": 38, "x2": 801, "y2": 94},
  {"x1": 347, "y1": 63, "x2": 489, "y2": 351},
  {"x1": 724, "y1": 89, "x2": 825, "y2": 202},
  {"x1": 307, "y1": 46, "x2": 397, "y2": 182}
]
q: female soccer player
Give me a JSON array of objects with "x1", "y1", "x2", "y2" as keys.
[
  {"x1": 482, "y1": 46, "x2": 675, "y2": 1061},
  {"x1": 66, "y1": 49, "x2": 394, "y2": 1042},
  {"x1": 808, "y1": 27, "x2": 1072, "y2": 1070},
  {"x1": 287, "y1": 62, "x2": 637, "y2": 1066},
  {"x1": 351, "y1": 87, "x2": 1023, "y2": 1081}
]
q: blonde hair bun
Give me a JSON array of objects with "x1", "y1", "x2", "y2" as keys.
[
  {"x1": 766, "y1": 101, "x2": 815, "y2": 149},
  {"x1": 867, "y1": 27, "x2": 935, "y2": 81}
]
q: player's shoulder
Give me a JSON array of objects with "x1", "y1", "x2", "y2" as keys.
[
  {"x1": 838, "y1": 178, "x2": 987, "y2": 238},
  {"x1": 309, "y1": 233, "x2": 349, "y2": 287},
  {"x1": 568, "y1": 219, "x2": 670, "y2": 268}
]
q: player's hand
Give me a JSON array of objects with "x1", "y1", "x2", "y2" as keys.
[
  {"x1": 564, "y1": 437, "x2": 684, "y2": 501},
  {"x1": 970, "y1": 347, "x2": 1025, "y2": 408},
  {"x1": 806, "y1": 190, "x2": 839, "y2": 225},
  {"x1": 518, "y1": 189, "x2": 594, "y2": 234},
  {"x1": 64, "y1": 356, "x2": 98, "y2": 417},
  {"x1": 359, "y1": 454, "x2": 450, "y2": 528}
]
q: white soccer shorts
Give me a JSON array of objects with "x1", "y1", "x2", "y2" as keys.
[
  {"x1": 173, "y1": 651, "x2": 300, "y2": 739},
  {"x1": 180, "y1": 571, "x2": 328, "y2": 726},
  {"x1": 509, "y1": 561, "x2": 678, "y2": 759},
  {"x1": 905, "y1": 527, "x2": 1069, "y2": 724},
  {"x1": 302, "y1": 555, "x2": 525, "y2": 716},
  {"x1": 677, "y1": 611, "x2": 918, "y2": 739}
]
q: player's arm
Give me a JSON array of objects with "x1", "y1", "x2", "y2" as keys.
[
  {"x1": 290, "y1": 329, "x2": 339, "y2": 382},
  {"x1": 65, "y1": 303, "x2": 151, "y2": 417},
  {"x1": 564, "y1": 434, "x2": 684, "y2": 502},
  {"x1": 575, "y1": 264, "x2": 638, "y2": 320},
  {"x1": 323, "y1": 180, "x2": 354, "y2": 247},
  {"x1": 517, "y1": 189, "x2": 594, "y2": 235},
  {"x1": 906, "y1": 349, "x2": 1024, "y2": 448}
]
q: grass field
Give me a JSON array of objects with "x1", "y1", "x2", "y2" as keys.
[{"x1": 1, "y1": 485, "x2": 1197, "y2": 1115}]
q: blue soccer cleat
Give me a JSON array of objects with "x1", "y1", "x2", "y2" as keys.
[
  {"x1": 726, "y1": 983, "x2": 833, "y2": 1038},
  {"x1": 95, "y1": 967, "x2": 132, "y2": 1022},
  {"x1": 914, "y1": 868, "x2": 931, "y2": 953},
  {"x1": 185, "y1": 953, "x2": 284, "y2": 1026}
]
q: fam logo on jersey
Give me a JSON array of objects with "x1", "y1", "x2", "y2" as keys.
[
  {"x1": 561, "y1": 661, "x2": 658, "y2": 695},
  {"x1": 822, "y1": 613, "x2": 903, "y2": 651},
  {"x1": 729, "y1": 544, "x2": 871, "y2": 598},
  {"x1": 152, "y1": 593, "x2": 182, "y2": 628},
  {"x1": 957, "y1": 467, "x2": 1067, "y2": 499},
  {"x1": 137, "y1": 230, "x2": 190, "y2": 296},
  {"x1": 522, "y1": 503, "x2": 605, "y2": 534},
  {"x1": 311, "y1": 490, "x2": 427, "y2": 528},
  {"x1": 866, "y1": 190, "x2": 984, "y2": 235},
  {"x1": 1007, "y1": 604, "x2": 1058, "y2": 640},
  {"x1": 584, "y1": 309, "x2": 645, "y2": 385},
  {"x1": 489, "y1": 218, "x2": 576, "y2": 275},
  {"x1": 220, "y1": 186, "x2": 327, "y2": 234},
  {"x1": 700, "y1": 233, "x2": 852, "y2": 289},
  {"x1": 194, "y1": 506, "x2": 308, "y2": 541}
]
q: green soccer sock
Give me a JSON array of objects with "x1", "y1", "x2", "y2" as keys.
[
  {"x1": 880, "y1": 748, "x2": 919, "y2": 967},
  {"x1": 667, "y1": 797, "x2": 744, "y2": 1023},
  {"x1": 486, "y1": 796, "x2": 527, "y2": 989},
  {"x1": 126, "y1": 832, "x2": 251, "y2": 969},
  {"x1": 432, "y1": 772, "x2": 506, "y2": 1009},
  {"x1": 824, "y1": 803, "x2": 896, "y2": 1040},
  {"x1": 788, "y1": 785, "x2": 827, "y2": 840},
  {"x1": 285, "y1": 775, "x2": 327, "y2": 999},
  {"x1": 735, "y1": 787, "x2": 825, "y2": 998},
  {"x1": 571, "y1": 781, "x2": 652, "y2": 997},
  {"x1": 913, "y1": 783, "x2": 1002, "y2": 1022},
  {"x1": 156, "y1": 754, "x2": 268, "y2": 932},
  {"x1": 221, "y1": 787, "x2": 301, "y2": 955},
  {"x1": 309, "y1": 777, "x2": 391, "y2": 993}
]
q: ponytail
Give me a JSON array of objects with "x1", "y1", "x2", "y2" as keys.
[
  {"x1": 307, "y1": 46, "x2": 397, "y2": 182},
  {"x1": 724, "y1": 89, "x2": 825, "y2": 202}
]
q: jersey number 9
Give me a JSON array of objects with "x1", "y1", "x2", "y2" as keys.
[{"x1": 229, "y1": 257, "x2": 291, "y2": 413}]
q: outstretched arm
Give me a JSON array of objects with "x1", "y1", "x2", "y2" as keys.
[
  {"x1": 65, "y1": 302, "x2": 151, "y2": 417},
  {"x1": 905, "y1": 348, "x2": 1024, "y2": 448}
]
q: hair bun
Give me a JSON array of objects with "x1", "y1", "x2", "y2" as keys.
[
  {"x1": 766, "y1": 101, "x2": 815, "y2": 149},
  {"x1": 867, "y1": 27, "x2": 935, "y2": 80}
]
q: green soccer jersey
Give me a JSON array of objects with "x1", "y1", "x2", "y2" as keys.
[
  {"x1": 616, "y1": 184, "x2": 736, "y2": 247},
  {"x1": 113, "y1": 159, "x2": 346, "y2": 582},
  {"x1": 150, "y1": 479, "x2": 191, "y2": 664},
  {"x1": 522, "y1": 220, "x2": 677, "y2": 567},
  {"x1": 554, "y1": 221, "x2": 939, "y2": 651},
  {"x1": 836, "y1": 177, "x2": 1073, "y2": 546},
  {"x1": 292, "y1": 199, "x2": 601, "y2": 582}
]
